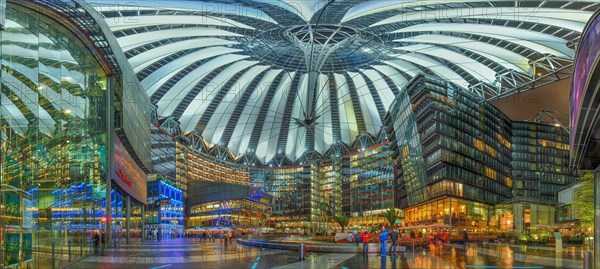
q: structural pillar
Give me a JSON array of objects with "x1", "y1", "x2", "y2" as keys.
[
  {"x1": 513, "y1": 203, "x2": 525, "y2": 234},
  {"x1": 594, "y1": 166, "x2": 600, "y2": 269},
  {"x1": 158, "y1": 182, "x2": 162, "y2": 240},
  {"x1": 126, "y1": 195, "x2": 131, "y2": 244},
  {"x1": 105, "y1": 76, "x2": 115, "y2": 248},
  {"x1": 141, "y1": 205, "x2": 146, "y2": 242}
]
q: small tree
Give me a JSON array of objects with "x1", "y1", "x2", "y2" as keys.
[
  {"x1": 333, "y1": 215, "x2": 349, "y2": 233},
  {"x1": 382, "y1": 206, "x2": 398, "y2": 227},
  {"x1": 573, "y1": 170, "x2": 594, "y2": 228}
]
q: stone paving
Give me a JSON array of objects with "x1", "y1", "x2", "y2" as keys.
[{"x1": 64, "y1": 238, "x2": 586, "y2": 269}]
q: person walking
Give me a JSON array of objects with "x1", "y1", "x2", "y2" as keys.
[
  {"x1": 360, "y1": 228, "x2": 371, "y2": 255},
  {"x1": 93, "y1": 231, "x2": 100, "y2": 255},
  {"x1": 100, "y1": 231, "x2": 106, "y2": 256},
  {"x1": 389, "y1": 227, "x2": 399, "y2": 254},
  {"x1": 461, "y1": 229, "x2": 469, "y2": 250},
  {"x1": 379, "y1": 226, "x2": 389, "y2": 256}
]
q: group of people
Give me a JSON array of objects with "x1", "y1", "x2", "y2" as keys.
[
  {"x1": 185, "y1": 230, "x2": 235, "y2": 243},
  {"x1": 355, "y1": 226, "x2": 400, "y2": 256},
  {"x1": 353, "y1": 226, "x2": 470, "y2": 256},
  {"x1": 92, "y1": 231, "x2": 106, "y2": 255}
]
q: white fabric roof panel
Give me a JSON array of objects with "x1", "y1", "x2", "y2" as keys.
[{"x1": 89, "y1": 0, "x2": 594, "y2": 163}]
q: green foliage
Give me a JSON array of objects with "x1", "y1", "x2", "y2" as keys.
[
  {"x1": 573, "y1": 170, "x2": 594, "y2": 227},
  {"x1": 333, "y1": 215, "x2": 349, "y2": 233},
  {"x1": 382, "y1": 206, "x2": 398, "y2": 227}
]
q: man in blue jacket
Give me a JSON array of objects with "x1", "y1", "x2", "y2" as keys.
[{"x1": 379, "y1": 226, "x2": 389, "y2": 256}]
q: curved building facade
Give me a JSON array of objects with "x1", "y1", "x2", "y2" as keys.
[
  {"x1": 186, "y1": 181, "x2": 273, "y2": 229},
  {"x1": 571, "y1": 10, "x2": 600, "y2": 170},
  {"x1": 0, "y1": 1, "x2": 150, "y2": 268},
  {"x1": 386, "y1": 75, "x2": 513, "y2": 228},
  {"x1": 569, "y1": 9, "x2": 600, "y2": 268},
  {"x1": 0, "y1": 1, "x2": 594, "y2": 268}
]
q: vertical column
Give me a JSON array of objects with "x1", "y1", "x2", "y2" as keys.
[
  {"x1": 141, "y1": 205, "x2": 146, "y2": 242},
  {"x1": 513, "y1": 203, "x2": 524, "y2": 234},
  {"x1": 594, "y1": 166, "x2": 600, "y2": 269},
  {"x1": 105, "y1": 76, "x2": 114, "y2": 248},
  {"x1": 0, "y1": 91, "x2": 5, "y2": 268},
  {"x1": 158, "y1": 181, "x2": 162, "y2": 240},
  {"x1": 126, "y1": 196, "x2": 131, "y2": 244},
  {"x1": 115, "y1": 194, "x2": 120, "y2": 247},
  {"x1": 449, "y1": 198, "x2": 453, "y2": 234}
]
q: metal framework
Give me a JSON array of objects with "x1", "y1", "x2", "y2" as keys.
[{"x1": 35, "y1": 0, "x2": 597, "y2": 164}]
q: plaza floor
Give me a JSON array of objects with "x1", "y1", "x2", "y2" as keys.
[{"x1": 65, "y1": 238, "x2": 587, "y2": 269}]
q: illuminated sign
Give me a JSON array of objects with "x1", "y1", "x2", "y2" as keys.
[
  {"x1": 117, "y1": 170, "x2": 132, "y2": 187},
  {"x1": 114, "y1": 133, "x2": 147, "y2": 203},
  {"x1": 250, "y1": 189, "x2": 263, "y2": 199},
  {"x1": 249, "y1": 189, "x2": 272, "y2": 205}
]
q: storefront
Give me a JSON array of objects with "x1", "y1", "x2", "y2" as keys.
[
  {"x1": 403, "y1": 197, "x2": 491, "y2": 233},
  {"x1": 186, "y1": 181, "x2": 273, "y2": 230}
]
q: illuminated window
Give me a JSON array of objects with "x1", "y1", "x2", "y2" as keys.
[
  {"x1": 474, "y1": 139, "x2": 484, "y2": 151},
  {"x1": 497, "y1": 134, "x2": 511, "y2": 148},
  {"x1": 485, "y1": 166, "x2": 497, "y2": 180},
  {"x1": 484, "y1": 145, "x2": 497, "y2": 157},
  {"x1": 402, "y1": 145, "x2": 410, "y2": 157}
]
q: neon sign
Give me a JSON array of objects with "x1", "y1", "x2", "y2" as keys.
[
  {"x1": 117, "y1": 170, "x2": 132, "y2": 187},
  {"x1": 250, "y1": 190, "x2": 263, "y2": 199}
]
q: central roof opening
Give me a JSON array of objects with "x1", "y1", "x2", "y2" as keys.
[{"x1": 286, "y1": 24, "x2": 359, "y2": 46}]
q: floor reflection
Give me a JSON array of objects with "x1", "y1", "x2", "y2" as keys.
[{"x1": 66, "y1": 239, "x2": 585, "y2": 269}]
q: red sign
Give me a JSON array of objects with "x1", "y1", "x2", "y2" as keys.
[{"x1": 117, "y1": 169, "x2": 132, "y2": 187}]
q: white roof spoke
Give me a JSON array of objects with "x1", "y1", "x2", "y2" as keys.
[{"x1": 91, "y1": 0, "x2": 592, "y2": 163}]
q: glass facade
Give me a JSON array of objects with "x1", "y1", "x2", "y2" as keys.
[
  {"x1": 176, "y1": 143, "x2": 188, "y2": 197},
  {"x1": 0, "y1": 3, "x2": 149, "y2": 268},
  {"x1": 147, "y1": 122, "x2": 183, "y2": 239},
  {"x1": 0, "y1": 3, "x2": 110, "y2": 268},
  {"x1": 490, "y1": 200, "x2": 557, "y2": 233},
  {"x1": 318, "y1": 162, "x2": 342, "y2": 220},
  {"x1": 185, "y1": 148, "x2": 249, "y2": 185},
  {"x1": 188, "y1": 200, "x2": 272, "y2": 228},
  {"x1": 341, "y1": 142, "x2": 396, "y2": 226},
  {"x1": 150, "y1": 122, "x2": 177, "y2": 186},
  {"x1": 404, "y1": 198, "x2": 491, "y2": 230},
  {"x1": 0, "y1": 1, "x2": 591, "y2": 268},
  {"x1": 386, "y1": 75, "x2": 513, "y2": 226},
  {"x1": 145, "y1": 179, "x2": 183, "y2": 240},
  {"x1": 512, "y1": 121, "x2": 576, "y2": 202},
  {"x1": 249, "y1": 166, "x2": 313, "y2": 227}
]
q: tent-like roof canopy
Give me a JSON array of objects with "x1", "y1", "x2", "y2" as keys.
[{"x1": 88, "y1": 0, "x2": 597, "y2": 163}]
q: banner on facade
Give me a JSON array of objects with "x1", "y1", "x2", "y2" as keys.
[{"x1": 114, "y1": 133, "x2": 147, "y2": 204}]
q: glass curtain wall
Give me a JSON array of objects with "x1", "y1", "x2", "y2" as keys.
[
  {"x1": 0, "y1": 3, "x2": 109, "y2": 268},
  {"x1": 341, "y1": 142, "x2": 396, "y2": 227},
  {"x1": 512, "y1": 121, "x2": 575, "y2": 202},
  {"x1": 250, "y1": 166, "x2": 313, "y2": 233}
]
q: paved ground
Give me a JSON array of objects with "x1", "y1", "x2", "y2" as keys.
[{"x1": 64, "y1": 238, "x2": 586, "y2": 269}]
